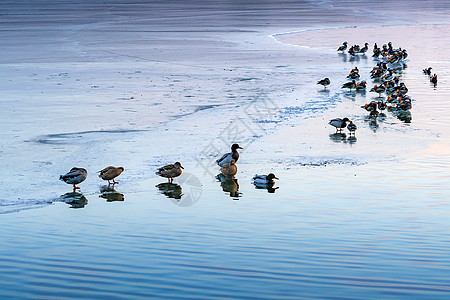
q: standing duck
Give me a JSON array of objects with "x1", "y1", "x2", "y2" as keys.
[
  {"x1": 216, "y1": 143, "x2": 243, "y2": 167},
  {"x1": 347, "y1": 121, "x2": 357, "y2": 135},
  {"x1": 98, "y1": 166, "x2": 124, "y2": 185},
  {"x1": 359, "y1": 42, "x2": 369, "y2": 54},
  {"x1": 60, "y1": 167, "x2": 87, "y2": 192},
  {"x1": 252, "y1": 173, "x2": 279, "y2": 185},
  {"x1": 337, "y1": 42, "x2": 348, "y2": 52},
  {"x1": 329, "y1": 117, "x2": 350, "y2": 132},
  {"x1": 156, "y1": 162, "x2": 184, "y2": 183},
  {"x1": 317, "y1": 78, "x2": 331, "y2": 89},
  {"x1": 221, "y1": 159, "x2": 237, "y2": 178}
]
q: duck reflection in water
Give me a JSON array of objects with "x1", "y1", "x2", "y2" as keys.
[
  {"x1": 99, "y1": 185, "x2": 124, "y2": 202},
  {"x1": 156, "y1": 182, "x2": 183, "y2": 199},
  {"x1": 60, "y1": 192, "x2": 88, "y2": 208},
  {"x1": 329, "y1": 132, "x2": 357, "y2": 144},
  {"x1": 216, "y1": 173, "x2": 241, "y2": 199}
]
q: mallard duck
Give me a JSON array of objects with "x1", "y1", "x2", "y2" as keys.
[
  {"x1": 60, "y1": 167, "x2": 87, "y2": 191},
  {"x1": 98, "y1": 166, "x2": 124, "y2": 185},
  {"x1": 156, "y1": 162, "x2": 183, "y2": 183},
  {"x1": 220, "y1": 159, "x2": 237, "y2": 178},
  {"x1": 347, "y1": 121, "x2": 357, "y2": 134},
  {"x1": 216, "y1": 144, "x2": 243, "y2": 167},
  {"x1": 329, "y1": 117, "x2": 350, "y2": 132},
  {"x1": 317, "y1": 78, "x2": 330, "y2": 88},
  {"x1": 370, "y1": 84, "x2": 386, "y2": 96},
  {"x1": 337, "y1": 42, "x2": 348, "y2": 52},
  {"x1": 252, "y1": 173, "x2": 279, "y2": 185}
]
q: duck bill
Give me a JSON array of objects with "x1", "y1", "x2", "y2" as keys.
[
  {"x1": 238, "y1": 146, "x2": 243, "y2": 149},
  {"x1": 274, "y1": 177, "x2": 279, "y2": 180}
]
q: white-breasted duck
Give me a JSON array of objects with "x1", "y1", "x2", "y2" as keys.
[
  {"x1": 216, "y1": 143, "x2": 243, "y2": 167},
  {"x1": 329, "y1": 118, "x2": 351, "y2": 132}
]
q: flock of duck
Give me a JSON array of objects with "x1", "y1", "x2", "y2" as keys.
[
  {"x1": 318, "y1": 40, "x2": 432, "y2": 133},
  {"x1": 59, "y1": 143, "x2": 277, "y2": 196},
  {"x1": 60, "y1": 41, "x2": 438, "y2": 198}
]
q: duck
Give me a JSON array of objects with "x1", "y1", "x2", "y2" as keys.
[
  {"x1": 370, "y1": 84, "x2": 386, "y2": 96},
  {"x1": 60, "y1": 167, "x2": 87, "y2": 192},
  {"x1": 342, "y1": 80, "x2": 356, "y2": 89},
  {"x1": 98, "y1": 166, "x2": 124, "y2": 185},
  {"x1": 430, "y1": 74, "x2": 438, "y2": 87},
  {"x1": 359, "y1": 42, "x2": 369, "y2": 54},
  {"x1": 156, "y1": 162, "x2": 183, "y2": 183},
  {"x1": 317, "y1": 77, "x2": 331, "y2": 88},
  {"x1": 252, "y1": 173, "x2": 279, "y2": 185},
  {"x1": 337, "y1": 42, "x2": 348, "y2": 52},
  {"x1": 220, "y1": 159, "x2": 237, "y2": 178},
  {"x1": 329, "y1": 117, "x2": 350, "y2": 132},
  {"x1": 355, "y1": 81, "x2": 367, "y2": 90},
  {"x1": 378, "y1": 100, "x2": 387, "y2": 111},
  {"x1": 347, "y1": 72, "x2": 360, "y2": 79},
  {"x1": 216, "y1": 143, "x2": 243, "y2": 167},
  {"x1": 423, "y1": 67, "x2": 432, "y2": 75},
  {"x1": 347, "y1": 121, "x2": 357, "y2": 134}
]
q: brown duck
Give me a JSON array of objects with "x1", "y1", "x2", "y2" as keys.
[{"x1": 98, "y1": 166, "x2": 124, "y2": 185}]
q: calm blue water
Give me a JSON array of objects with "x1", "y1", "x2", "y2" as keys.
[{"x1": 1, "y1": 1, "x2": 450, "y2": 299}]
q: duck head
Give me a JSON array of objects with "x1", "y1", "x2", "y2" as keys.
[
  {"x1": 231, "y1": 144, "x2": 243, "y2": 151},
  {"x1": 267, "y1": 173, "x2": 279, "y2": 181},
  {"x1": 174, "y1": 162, "x2": 184, "y2": 169}
]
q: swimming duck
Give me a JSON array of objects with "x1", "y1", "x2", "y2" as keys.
[
  {"x1": 423, "y1": 67, "x2": 432, "y2": 75},
  {"x1": 342, "y1": 80, "x2": 356, "y2": 89},
  {"x1": 337, "y1": 42, "x2": 348, "y2": 52},
  {"x1": 347, "y1": 121, "x2": 357, "y2": 134},
  {"x1": 216, "y1": 143, "x2": 243, "y2": 167},
  {"x1": 220, "y1": 159, "x2": 237, "y2": 178},
  {"x1": 329, "y1": 117, "x2": 350, "y2": 132},
  {"x1": 98, "y1": 166, "x2": 124, "y2": 185},
  {"x1": 317, "y1": 77, "x2": 331, "y2": 88},
  {"x1": 252, "y1": 173, "x2": 279, "y2": 185},
  {"x1": 60, "y1": 167, "x2": 87, "y2": 191},
  {"x1": 156, "y1": 162, "x2": 183, "y2": 183}
]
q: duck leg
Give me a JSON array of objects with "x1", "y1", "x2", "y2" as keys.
[{"x1": 72, "y1": 184, "x2": 80, "y2": 192}]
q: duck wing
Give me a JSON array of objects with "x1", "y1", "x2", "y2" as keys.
[
  {"x1": 60, "y1": 168, "x2": 87, "y2": 184},
  {"x1": 216, "y1": 152, "x2": 232, "y2": 167}
]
